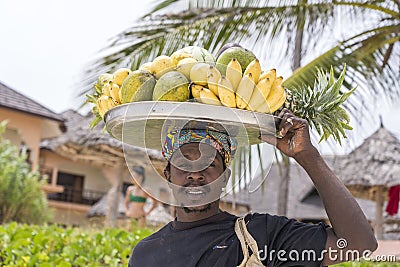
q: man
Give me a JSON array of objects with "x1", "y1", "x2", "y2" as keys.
[{"x1": 128, "y1": 109, "x2": 377, "y2": 266}]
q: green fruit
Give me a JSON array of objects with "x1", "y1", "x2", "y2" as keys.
[
  {"x1": 215, "y1": 42, "x2": 243, "y2": 58},
  {"x1": 216, "y1": 47, "x2": 256, "y2": 75},
  {"x1": 120, "y1": 70, "x2": 156, "y2": 103},
  {"x1": 171, "y1": 46, "x2": 215, "y2": 65},
  {"x1": 153, "y1": 71, "x2": 190, "y2": 102}
]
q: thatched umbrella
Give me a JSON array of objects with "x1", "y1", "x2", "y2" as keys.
[{"x1": 335, "y1": 125, "x2": 400, "y2": 239}]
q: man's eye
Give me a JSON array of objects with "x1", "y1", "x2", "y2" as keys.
[{"x1": 177, "y1": 164, "x2": 190, "y2": 169}]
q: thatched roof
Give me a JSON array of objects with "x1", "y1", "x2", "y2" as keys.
[
  {"x1": 334, "y1": 126, "x2": 400, "y2": 199},
  {"x1": 221, "y1": 159, "x2": 376, "y2": 221},
  {"x1": 41, "y1": 110, "x2": 164, "y2": 167}
]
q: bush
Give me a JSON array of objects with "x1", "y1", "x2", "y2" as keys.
[
  {"x1": 0, "y1": 222, "x2": 398, "y2": 266},
  {"x1": 0, "y1": 121, "x2": 52, "y2": 224},
  {"x1": 0, "y1": 223, "x2": 153, "y2": 266}
]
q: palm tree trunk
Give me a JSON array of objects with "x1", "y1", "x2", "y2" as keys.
[
  {"x1": 277, "y1": 155, "x2": 290, "y2": 215},
  {"x1": 291, "y1": 0, "x2": 306, "y2": 71},
  {"x1": 277, "y1": 0, "x2": 307, "y2": 217}
]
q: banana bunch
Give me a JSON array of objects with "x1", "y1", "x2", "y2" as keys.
[
  {"x1": 189, "y1": 57, "x2": 286, "y2": 114},
  {"x1": 87, "y1": 68, "x2": 132, "y2": 123},
  {"x1": 97, "y1": 95, "x2": 118, "y2": 118}
]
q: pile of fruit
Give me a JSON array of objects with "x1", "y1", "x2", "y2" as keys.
[{"x1": 87, "y1": 44, "x2": 289, "y2": 126}]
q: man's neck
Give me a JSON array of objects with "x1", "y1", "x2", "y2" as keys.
[{"x1": 176, "y1": 201, "x2": 220, "y2": 222}]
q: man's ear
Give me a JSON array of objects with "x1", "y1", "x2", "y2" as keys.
[{"x1": 222, "y1": 168, "x2": 231, "y2": 186}]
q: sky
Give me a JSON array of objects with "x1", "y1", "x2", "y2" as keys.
[
  {"x1": 0, "y1": 0, "x2": 399, "y2": 153},
  {"x1": 0, "y1": 0, "x2": 150, "y2": 113}
]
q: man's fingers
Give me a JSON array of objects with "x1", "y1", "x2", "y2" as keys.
[
  {"x1": 259, "y1": 134, "x2": 278, "y2": 146},
  {"x1": 278, "y1": 112, "x2": 295, "y2": 137},
  {"x1": 277, "y1": 108, "x2": 292, "y2": 118},
  {"x1": 277, "y1": 112, "x2": 308, "y2": 138}
]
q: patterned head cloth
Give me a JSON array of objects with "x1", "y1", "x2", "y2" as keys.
[{"x1": 162, "y1": 128, "x2": 237, "y2": 166}]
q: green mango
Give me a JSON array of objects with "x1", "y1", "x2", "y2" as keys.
[
  {"x1": 120, "y1": 70, "x2": 156, "y2": 103},
  {"x1": 152, "y1": 71, "x2": 190, "y2": 102},
  {"x1": 216, "y1": 47, "x2": 256, "y2": 75}
]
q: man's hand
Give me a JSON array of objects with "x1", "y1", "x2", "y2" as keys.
[{"x1": 259, "y1": 109, "x2": 317, "y2": 160}]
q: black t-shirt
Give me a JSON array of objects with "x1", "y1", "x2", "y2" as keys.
[{"x1": 129, "y1": 212, "x2": 328, "y2": 267}]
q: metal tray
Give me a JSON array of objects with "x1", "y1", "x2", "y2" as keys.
[{"x1": 104, "y1": 101, "x2": 281, "y2": 150}]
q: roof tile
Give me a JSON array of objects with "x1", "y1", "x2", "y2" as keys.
[{"x1": 0, "y1": 81, "x2": 63, "y2": 122}]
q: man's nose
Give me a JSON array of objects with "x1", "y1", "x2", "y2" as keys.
[{"x1": 186, "y1": 171, "x2": 205, "y2": 182}]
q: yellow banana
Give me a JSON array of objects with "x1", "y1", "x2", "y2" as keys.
[
  {"x1": 206, "y1": 66, "x2": 221, "y2": 96},
  {"x1": 189, "y1": 62, "x2": 210, "y2": 86},
  {"x1": 176, "y1": 58, "x2": 198, "y2": 80},
  {"x1": 255, "y1": 100, "x2": 271, "y2": 114},
  {"x1": 199, "y1": 88, "x2": 221, "y2": 106},
  {"x1": 95, "y1": 73, "x2": 113, "y2": 93},
  {"x1": 109, "y1": 82, "x2": 121, "y2": 103},
  {"x1": 118, "y1": 88, "x2": 123, "y2": 104},
  {"x1": 191, "y1": 84, "x2": 204, "y2": 101},
  {"x1": 266, "y1": 83, "x2": 285, "y2": 112},
  {"x1": 218, "y1": 76, "x2": 236, "y2": 108},
  {"x1": 151, "y1": 55, "x2": 175, "y2": 79},
  {"x1": 226, "y1": 58, "x2": 242, "y2": 92},
  {"x1": 247, "y1": 78, "x2": 273, "y2": 111},
  {"x1": 235, "y1": 73, "x2": 255, "y2": 109},
  {"x1": 272, "y1": 76, "x2": 283, "y2": 88},
  {"x1": 139, "y1": 62, "x2": 153, "y2": 73},
  {"x1": 97, "y1": 95, "x2": 118, "y2": 118},
  {"x1": 96, "y1": 99, "x2": 104, "y2": 118},
  {"x1": 269, "y1": 89, "x2": 287, "y2": 113},
  {"x1": 259, "y1": 68, "x2": 276, "y2": 83},
  {"x1": 113, "y1": 68, "x2": 131, "y2": 86},
  {"x1": 244, "y1": 59, "x2": 261, "y2": 84},
  {"x1": 170, "y1": 50, "x2": 192, "y2": 66},
  {"x1": 102, "y1": 82, "x2": 111, "y2": 97}
]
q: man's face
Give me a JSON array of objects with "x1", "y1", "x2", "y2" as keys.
[{"x1": 166, "y1": 142, "x2": 229, "y2": 211}]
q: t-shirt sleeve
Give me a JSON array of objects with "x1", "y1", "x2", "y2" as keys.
[{"x1": 262, "y1": 214, "x2": 329, "y2": 267}]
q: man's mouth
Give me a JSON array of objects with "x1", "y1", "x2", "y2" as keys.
[
  {"x1": 185, "y1": 188, "x2": 206, "y2": 196},
  {"x1": 180, "y1": 185, "x2": 210, "y2": 202}
]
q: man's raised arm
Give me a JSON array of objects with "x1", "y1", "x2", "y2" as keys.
[{"x1": 260, "y1": 109, "x2": 377, "y2": 265}]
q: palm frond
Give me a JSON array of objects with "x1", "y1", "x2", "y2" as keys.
[
  {"x1": 79, "y1": 2, "x2": 339, "y2": 98},
  {"x1": 284, "y1": 24, "x2": 400, "y2": 102},
  {"x1": 144, "y1": 0, "x2": 182, "y2": 17}
]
